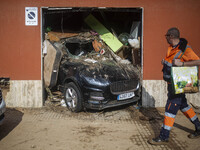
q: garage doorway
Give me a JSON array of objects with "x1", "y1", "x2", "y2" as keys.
[{"x1": 41, "y1": 7, "x2": 143, "y2": 104}]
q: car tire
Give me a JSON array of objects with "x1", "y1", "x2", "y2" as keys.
[{"x1": 64, "y1": 82, "x2": 83, "y2": 112}]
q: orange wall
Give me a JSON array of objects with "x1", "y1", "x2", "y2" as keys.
[{"x1": 0, "y1": 0, "x2": 200, "y2": 80}]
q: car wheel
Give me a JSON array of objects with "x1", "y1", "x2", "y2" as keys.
[{"x1": 64, "y1": 82, "x2": 82, "y2": 112}]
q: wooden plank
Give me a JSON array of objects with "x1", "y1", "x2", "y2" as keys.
[{"x1": 47, "y1": 32, "x2": 79, "y2": 42}]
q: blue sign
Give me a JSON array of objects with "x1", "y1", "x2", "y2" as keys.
[{"x1": 28, "y1": 12, "x2": 35, "y2": 20}]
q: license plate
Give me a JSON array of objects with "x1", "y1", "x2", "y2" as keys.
[{"x1": 117, "y1": 92, "x2": 135, "y2": 100}]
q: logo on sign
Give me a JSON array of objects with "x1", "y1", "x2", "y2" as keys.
[{"x1": 28, "y1": 11, "x2": 36, "y2": 20}]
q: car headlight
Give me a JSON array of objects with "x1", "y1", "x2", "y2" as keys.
[{"x1": 84, "y1": 77, "x2": 109, "y2": 86}]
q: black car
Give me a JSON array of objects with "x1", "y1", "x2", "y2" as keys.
[{"x1": 46, "y1": 36, "x2": 141, "y2": 112}]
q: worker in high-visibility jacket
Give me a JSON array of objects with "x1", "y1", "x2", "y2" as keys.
[{"x1": 148, "y1": 27, "x2": 200, "y2": 145}]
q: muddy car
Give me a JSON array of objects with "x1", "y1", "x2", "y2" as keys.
[{"x1": 45, "y1": 35, "x2": 141, "y2": 112}]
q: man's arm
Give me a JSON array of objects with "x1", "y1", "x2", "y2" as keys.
[{"x1": 173, "y1": 59, "x2": 200, "y2": 66}]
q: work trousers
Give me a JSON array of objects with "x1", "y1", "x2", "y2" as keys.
[{"x1": 159, "y1": 84, "x2": 200, "y2": 140}]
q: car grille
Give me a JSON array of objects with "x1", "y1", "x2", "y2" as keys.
[
  {"x1": 0, "y1": 89, "x2": 2, "y2": 104},
  {"x1": 110, "y1": 80, "x2": 139, "y2": 94}
]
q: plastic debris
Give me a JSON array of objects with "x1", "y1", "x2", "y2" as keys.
[
  {"x1": 128, "y1": 39, "x2": 140, "y2": 48},
  {"x1": 61, "y1": 99, "x2": 67, "y2": 107},
  {"x1": 84, "y1": 14, "x2": 123, "y2": 53},
  {"x1": 118, "y1": 33, "x2": 130, "y2": 45}
]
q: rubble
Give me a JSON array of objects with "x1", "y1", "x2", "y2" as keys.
[
  {"x1": 47, "y1": 31, "x2": 79, "y2": 42},
  {"x1": 45, "y1": 87, "x2": 65, "y2": 107},
  {"x1": 43, "y1": 13, "x2": 142, "y2": 111},
  {"x1": 44, "y1": 27, "x2": 142, "y2": 82},
  {"x1": 44, "y1": 13, "x2": 141, "y2": 69}
]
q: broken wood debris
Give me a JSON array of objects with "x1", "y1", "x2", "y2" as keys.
[
  {"x1": 47, "y1": 32, "x2": 79, "y2": 42},
  {"x1": 43, "y1": 14, "x2": 142, "y2": 105},
  {"x1": 45, "y1": 87, "x2": 65, "y2": 107}
]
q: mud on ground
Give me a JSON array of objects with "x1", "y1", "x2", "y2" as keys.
[{"x1": 0, "y1": 102, "x2": 199, "y2": 150}]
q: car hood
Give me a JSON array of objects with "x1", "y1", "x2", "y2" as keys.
[{"x1": 65, "y1": 58, "x2": 139, "y2": 82}]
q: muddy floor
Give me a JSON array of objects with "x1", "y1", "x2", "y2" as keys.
[{"x1": 0, "y1": 103, "x2": 199, "y2": 150}]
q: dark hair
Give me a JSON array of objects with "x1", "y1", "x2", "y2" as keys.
[{"x1": 166, "y1": 27, "x2": 180, "y2": 38}]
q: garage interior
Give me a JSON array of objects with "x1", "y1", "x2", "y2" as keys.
[{"x1": 41, "y1": 7, "x2": 143, "y2": 105}]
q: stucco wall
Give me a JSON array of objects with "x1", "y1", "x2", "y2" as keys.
[{"x1": 0, "y1": 0, "x2": 200, "y2": 107}]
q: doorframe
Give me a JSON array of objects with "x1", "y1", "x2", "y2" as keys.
[{"x1": 40, "y1": 6, "x2": 144, "y2": 103}]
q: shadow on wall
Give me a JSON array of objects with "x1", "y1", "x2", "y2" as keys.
[
  {"x1": 0, "y1": 108, "x2": 24, "y2": 141},
  {"x1": 142, "y1": 86, "x2": 155, "y2": 107}
]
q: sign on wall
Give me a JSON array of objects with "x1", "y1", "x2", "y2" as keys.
[{"x1": 25, "y1": 7, "x2": 38, "y2": 26}]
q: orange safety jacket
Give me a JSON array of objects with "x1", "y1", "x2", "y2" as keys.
[
  {"x1": 162, "y1": 38, "x2": 199, "y2": 82},
  {"x1": 164, "y1": 44, "x2": 199, "y2": 64}
]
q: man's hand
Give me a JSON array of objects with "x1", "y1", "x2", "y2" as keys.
[{"x1": 173, "y1": 59, "x2": 183, "y2": 66}]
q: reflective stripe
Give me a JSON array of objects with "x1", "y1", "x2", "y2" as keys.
[
  {"x1": 162, "y1": 124, "x2": 172, "y2": 131},
  {"x1": 174, "y1": 50, "x2": 182, "y2": 59},
  {"x1": 186, "y1": 45, "x2": 192, "y2": 49},
  {"x1": 165, "y1": 112, "x2": 176, "y2": 118},
  {"x1": 164, "y1": 115, "x2": 175, "y2": 127},
  {"x1": 179, "y1": 45, "x2": 191, "y2": 58},
  {"x1": 181, "y1": 106, "x2": 191, "y2": 112},
  {"x1": 182, "y1": 106, "x2": 197, "y2": 122},
  {"x1": 163, "y1": 60, "x2": 172, "y2": 67},
  {"x1": 191, "y1": 115, "x2": 198, "y2": 122},
  {"x1": 183, "y1": 107, "x2": 196, "y2": 119},
  {"x1": 164, "y1": 45, "x2": 190, "y2": 65},
  {"x1": 163, "y1": 50, "x2": 181, "y2": 67}
]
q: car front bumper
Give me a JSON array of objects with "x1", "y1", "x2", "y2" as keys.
[
  {"x1": 84, "y1": 96, "x2": 140, "y2": 110},
  {"x1": 0, "y1": 98, "x2": 6, "y2": 125}
]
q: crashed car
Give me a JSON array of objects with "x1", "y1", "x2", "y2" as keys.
[
  {"x1": 0, "y1": 88, "x2": 6, "y2": 125},
  {"x1": 44, "y1": 33, "x2": 141, "y2": 112}
]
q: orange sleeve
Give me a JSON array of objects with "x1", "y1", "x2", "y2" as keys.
[{"x1": 181, "y1": 46, "x2": 200, "y2": 62}]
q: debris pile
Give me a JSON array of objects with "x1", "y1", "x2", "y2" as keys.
[
  {"x1": 43, "y1": 14, "x2": 142, "y2": 107},
  {"x1": 45, "y1": 87, "x2": 65, "y2": 107},
  {"x1": 44, "y1": 14, "x2": 141, "y2": 67}
]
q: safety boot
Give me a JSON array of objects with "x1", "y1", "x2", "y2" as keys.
[
  {"x1": 188, "y1": 127, "x2": 200, "y2": 139},
  {"x1": 148, "y1": 137, "x2": 169, "y2": 145}
]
